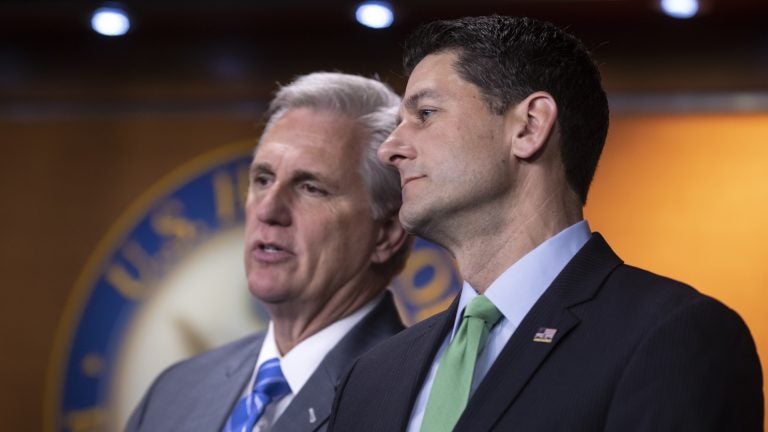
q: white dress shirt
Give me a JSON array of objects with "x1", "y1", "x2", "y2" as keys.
[
  {"x1": 244, "y1": 294, "x2": 382, "y2": 431},
  {"x1": 406, "y1": 221, "x2": 591, "y2": 432}
]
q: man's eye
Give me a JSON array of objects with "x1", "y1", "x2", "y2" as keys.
[
  {"x1": 253, "y1": 174, "x2": 272, "y2": 187},
  {"x1": 418, "y1": 109, "x2": 436, "y2": 121},
  {"x1": 301, "y1": 183, "x2": 328, "y2": 196}
]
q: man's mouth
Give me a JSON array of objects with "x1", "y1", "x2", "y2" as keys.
[
  {"x1": 402, "y1": 175, "x2": 424, "y2": 188},
  {"x1": 252, "y1": 242, "x2": 293, "y2": 262},
  {"x1": 260, "y1": 243, "x2": 284, "y2": 253}
]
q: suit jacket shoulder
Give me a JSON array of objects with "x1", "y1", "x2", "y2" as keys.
[
  {"x1": 594, "y1": 265, "x2": 763, "y2": 431},
  {"x1": 125, "y1": 332, "x2": 265, "y2": 431}
]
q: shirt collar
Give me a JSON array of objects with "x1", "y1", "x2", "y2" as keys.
[
  {"x1": 452, "y1": 220, "x2": 591, "y2": 338},
  {"x1": 254, "y1": 292, "x2": 383, "y2": 394}
]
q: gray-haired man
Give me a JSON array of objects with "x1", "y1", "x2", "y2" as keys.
[{"x1": 127, "y1": 72, "x2": 410, "y2": 432}]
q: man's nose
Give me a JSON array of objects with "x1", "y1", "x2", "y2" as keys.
[
  {"x1": 377, "y1": 126, "x2": 415, "y2": 167},
  {"x1": 253, "y1": 185, "x2": 292, "y2": 227}
]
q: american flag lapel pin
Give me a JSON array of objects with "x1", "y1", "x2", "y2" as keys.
[{"x1": 533, "y1": 327, "x2": 557, "y2": 343}]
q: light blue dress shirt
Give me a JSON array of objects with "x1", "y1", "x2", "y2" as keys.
[{"x1": 406, "y1": 221, "x2": 592, "y2": 432}]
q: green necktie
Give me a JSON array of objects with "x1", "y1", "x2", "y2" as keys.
[{"x1": 421, "y1": 295, "x2": 502, "y2": 432}]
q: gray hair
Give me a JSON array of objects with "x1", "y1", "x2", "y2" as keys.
[
  {"x1": 262, "y1": 72, "x2": 402, "y2": 221},
  {"x1": 261, "y1": 72, "x2": 411, "y2": 277}
]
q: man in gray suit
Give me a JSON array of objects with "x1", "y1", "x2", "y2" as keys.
[{"x1": 126, "y1": 72, "x2": 410, "y2": 432}]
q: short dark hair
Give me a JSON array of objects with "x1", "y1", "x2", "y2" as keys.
[{"x1": 403, "y1": 15, "x2": 609, "y2": 204}]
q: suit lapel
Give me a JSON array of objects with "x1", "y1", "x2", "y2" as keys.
[
  {"x1": 273, "y1": 292, "x2": 405, "y2": 432},
  {"x1": 456, "y1": 233, "x2": 623, "y2": 431},
  {"x1": 181, "y1": 333, "x2": 264, "y2": 431},
  {"x1": 384, "y1": 296, "x2": 460, "y2": 431},
  {"x1": 272, "y1": 365, "x2": 335, "y2": 431}
]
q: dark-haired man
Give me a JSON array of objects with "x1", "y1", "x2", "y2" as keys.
[{"x1": 329, "y1": 16, "x2": 763, "y2": 431}]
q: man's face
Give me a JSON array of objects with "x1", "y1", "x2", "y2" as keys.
[
  {"x1": 245, "y1": 108, "x2": 380, "y2": 309},
  {"x1": 378, "y1": 51, "x2": 512, "y2": 238}
]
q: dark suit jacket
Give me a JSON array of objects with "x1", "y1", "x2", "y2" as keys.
[
  {"x1": 126, "y1": 291, "x2": 404, "y2": 432},
  {"x1": 330, "y1": 234, "x2": 763, "y2": 431}
]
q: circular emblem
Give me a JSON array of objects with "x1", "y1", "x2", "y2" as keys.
[{"x1": 45, "y1": 143, "x2": 461, "y2": 431}]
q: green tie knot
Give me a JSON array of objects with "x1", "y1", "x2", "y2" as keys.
[{"x1": 464, "y1": 295, "x2": 502, "y2": 328}]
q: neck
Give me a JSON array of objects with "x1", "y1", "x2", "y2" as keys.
[
  {"x1": 267, "y1": 277, "x2": 385, "y2": 355},
  {"x1": 447, "y1": 180, "x2": 582, "y2": 293}
]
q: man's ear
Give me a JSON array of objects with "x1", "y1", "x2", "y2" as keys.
[
  {"x1": 371, "y1": 214, "x2": 408, "y2": 264},
  {"x1": 506, "y1": 91, "x2": 558, "y2": 159}
]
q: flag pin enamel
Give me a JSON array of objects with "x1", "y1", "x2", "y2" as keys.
[
  {"x1": 308, "y1": 407, "x2": 317, "y2": 424},
  {"x1": 533, "y1": 327, "x2": 557, "y2": 343}
]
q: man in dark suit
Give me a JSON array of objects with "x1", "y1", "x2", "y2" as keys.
[
  {"x1": 329, "y1": 16, "x2": 763, "y2": 431},
  {"x1": 126, "y1": 72, "x2": 410, "y2": 432}
]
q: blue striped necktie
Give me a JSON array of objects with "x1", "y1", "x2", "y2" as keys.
[{"x1": 222, "y1": 358, "x2": 292, "y2": 432}]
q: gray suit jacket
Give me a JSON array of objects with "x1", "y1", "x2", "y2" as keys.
[{"x1": 126, "y1": 291, "x2": 404, "y2": 432}]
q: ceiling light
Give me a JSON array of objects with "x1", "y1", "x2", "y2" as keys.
[
  {"x1": 660, "y1": 0, "x2": 700, "y2": 19},
  {"x1": 91, "y1": 6, "x2": 131, "y2": 36},
  {"x1": 355, "y1": 1, "x2": 394, "y2": 29}
]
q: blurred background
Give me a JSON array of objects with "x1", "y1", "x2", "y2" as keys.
[{"x1": 1, "y1": 0, "x2": 766, "y2": 430}]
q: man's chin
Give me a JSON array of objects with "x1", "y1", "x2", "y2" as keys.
[
  {"x1": 400, "y1": 205, "x2": 434, "y2": 237},
  {"x1": 247, "y1": 279, "x2": 293, "y2": 304}
]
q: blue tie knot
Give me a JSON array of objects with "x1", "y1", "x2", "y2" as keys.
[
  {"x1": 254, "y1": 358, "x2": 291, "y2": 401},
  {"x1": 222, "y1": 357, "x2": 291, "y2": 432}
]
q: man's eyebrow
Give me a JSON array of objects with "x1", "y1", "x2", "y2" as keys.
[
  {"x1": 292, "y1": 169, "x2": 327, "y2": 184},
  {"x1": 251, "y1": 163, "x2": 334, "y2": 186},
  {"x1": 403, "y1": 89, "x2": 443, "y2": 111},
  {"x1": 251, "y1": 162, "x2": 272, "y2": 175}
]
